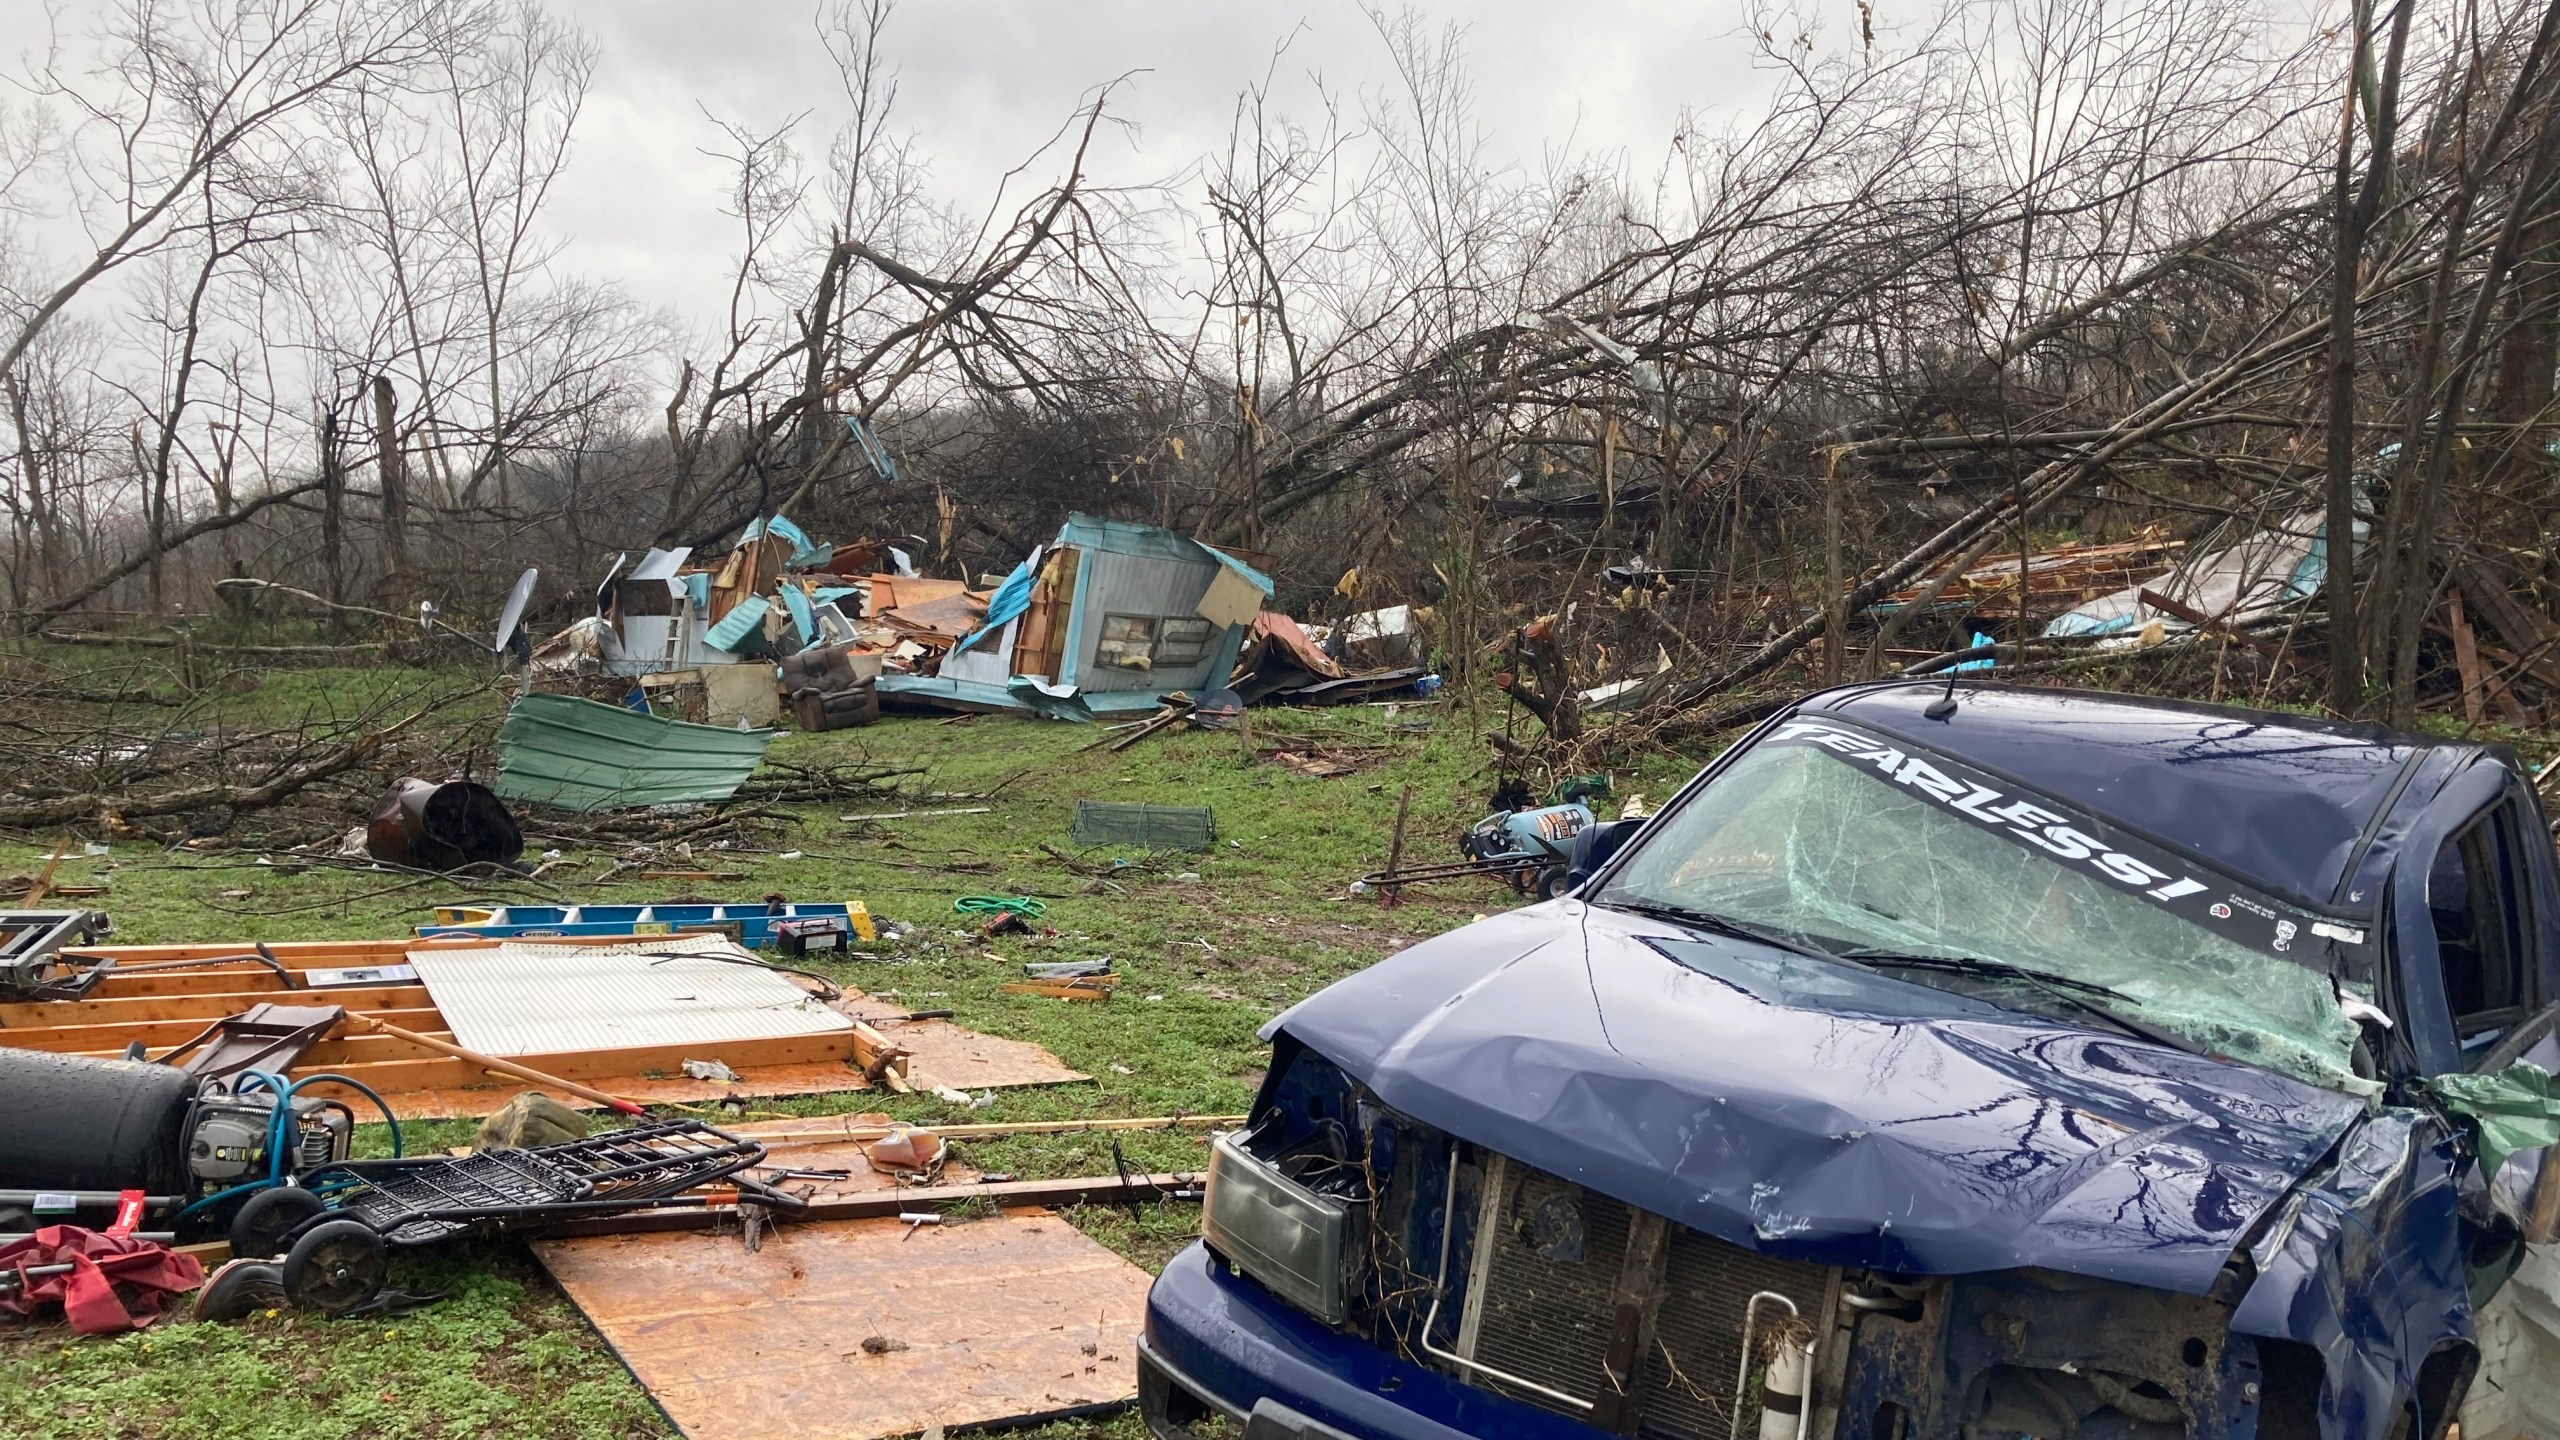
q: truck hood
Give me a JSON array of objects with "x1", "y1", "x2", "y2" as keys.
[{"x1": 1269, "y1": 903, "x2": 2368, "y2": 1295}]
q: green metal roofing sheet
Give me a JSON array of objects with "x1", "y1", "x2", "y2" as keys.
[{"x1": 493, "y1": 693, "x2": 777, "y2": 812}]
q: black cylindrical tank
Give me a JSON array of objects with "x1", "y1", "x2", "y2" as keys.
[{"x1": 0, "y1": 1048, "x2": 196, "y2": 1193}]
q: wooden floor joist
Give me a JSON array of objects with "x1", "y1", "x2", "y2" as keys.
[{"x1": 0, "y1": 936, "x2": 875, "y2": 1117}]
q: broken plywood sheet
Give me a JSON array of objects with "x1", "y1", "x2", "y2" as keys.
[
  {"x1": 840, "y1": 1005, "x2": 1090, "y2": 1091},
  {"x1": 535, "y1": 1211, "x2": 1151, "y2": 1440}
]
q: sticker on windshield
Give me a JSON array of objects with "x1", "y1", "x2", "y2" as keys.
[{"x1": 1765, "y1": 719, "x2": 2355, "y2": 968}]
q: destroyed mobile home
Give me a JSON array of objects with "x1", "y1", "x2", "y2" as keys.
[
  {"x1": 523, "y1": 509, "x2": 1420, "y2": 739},
  {"x1": 1152, "y1": 682, "x2": 2560, "y2": 1440}
]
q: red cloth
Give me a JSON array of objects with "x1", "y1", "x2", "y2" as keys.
[{"x1": 0, "y1": 1225, "x2": 204, "y2": 1334}]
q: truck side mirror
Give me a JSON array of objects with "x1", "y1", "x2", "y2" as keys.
[{"x1": 1565, "y1": 819, "x2": 1642, "y2": 890}]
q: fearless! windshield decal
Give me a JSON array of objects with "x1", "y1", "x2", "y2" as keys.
[{"x1": 1765, "y1": 719, "x2": 2359, "y2": 969}]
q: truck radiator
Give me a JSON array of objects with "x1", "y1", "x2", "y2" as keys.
[{"x1": 1452, "y1": 1155, "x2": 1833, "y2": 1438}]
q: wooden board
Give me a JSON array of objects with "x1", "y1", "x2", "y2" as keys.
[
  {"x1": 0, "y1": 938, "x2": 1086, "y2": 1124},
  {"x1": 534, "y1": 1211, "x2": 1154, "y2": 1440},
  {"x1": 349, "y1": 1061, "x2": 883, "y2": 1122},
  {"x1": 838, "y1": 1009, "x2": 1090, "y2": 1091}
]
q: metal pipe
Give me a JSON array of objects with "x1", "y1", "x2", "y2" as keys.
[
  {"x1": 1418, "y1": 1147, "x2": 1597, "y2": 1413},
  {"x1": 1731, "y1": 1291, "x2": 1801, "y2": 1440}
]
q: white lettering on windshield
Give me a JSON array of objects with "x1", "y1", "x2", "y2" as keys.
[{"x1": 1769, "y1": 720, "x2": 2257, "y2": 939}]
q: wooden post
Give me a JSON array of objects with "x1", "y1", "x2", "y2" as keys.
[
  {"x1": 1822, "y1": 447, "x2": 1843, "y2": 684},
  {"x1": 1382, "y1": 785, "x2": 1413, "y2": 909},
  {"x1": 2447, "y1": 587, "x2": 2487, "y2": 726}
]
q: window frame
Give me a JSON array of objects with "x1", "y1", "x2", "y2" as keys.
[
  {"x1": 1094, "y1": 612, "x2": 1159, "y2": 670},
  {"x1": 1153, "y1": 615, "x2": 1218, "y2": 667},
  {"x1": 2431, "y1": 799, "x2": 2539, "y2": 1047}
]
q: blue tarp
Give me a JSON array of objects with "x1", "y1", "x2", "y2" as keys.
[{"x1": 954, "y1": 553, "x2": 1039, "y2": 656}]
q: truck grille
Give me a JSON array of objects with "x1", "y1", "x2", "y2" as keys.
[{"x1": 1449, "y1": 1156, "x2": 1833, "y2": 1438}]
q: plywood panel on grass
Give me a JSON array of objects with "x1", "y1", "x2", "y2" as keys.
[{"x1": 534, "y1": 1210, "x2": 1151, "y2": 1440}]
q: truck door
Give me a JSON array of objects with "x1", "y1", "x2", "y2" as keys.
[{"x1": 2425, "y1": 798, "x2": 2542, "y2": 1071}]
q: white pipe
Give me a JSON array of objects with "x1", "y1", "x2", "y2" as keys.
[{"x1": 1732, "y1": 1291, "x2": 1802, "y2": 1440}]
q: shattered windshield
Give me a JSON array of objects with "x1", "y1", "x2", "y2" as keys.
[{"x1": 1597, "y1": 721, "x2": 2374, "y2": 1096}]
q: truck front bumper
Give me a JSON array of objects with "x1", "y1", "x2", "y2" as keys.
[{"x1": 1140, "y1": 1240, "x2": 1609, "y2": 1440}]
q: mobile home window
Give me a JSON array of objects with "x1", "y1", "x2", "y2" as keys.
[
  {"x1": 1097, "y1": 614, "x2": 1158, "y2": 669},
  {"x1": 1155, "y1": 617, "x2": 1217, "y2": 667}
]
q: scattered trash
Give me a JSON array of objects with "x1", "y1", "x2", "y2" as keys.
[
  {"x1": 1357, "y1": 794, "x2": 1592, "y2": 901},
  {"x1": 475, "y1": 1092, "x2": 591, "y2": 1152},
  {"x1": 0, "y1": 1227, "x2": 203, "y2": 1334},
  {"x1": 877, "y1": 514, "x2": 1274, "y2": 721},
  {"x1": 680, "y1": 1058, "x2": 741, "y2": 1083},
  {"x1": 364, "y1": 777, "x2": 524, "y2": 871},
  {"x1": 1070, "y1": 801, "x2": 1214, "y2": 852},
  {"x1": 492, "y1": 693, "x2": 776, "y2": 812},
  {"x1": 863, "y1": 1125, "x2": 948, "y2": 1175},
  {"x1": 1022, "y1": 959, "x2": 1112, "y2": 980},
  {"x1": 420, "y1": 899, "x2": 873, "y2": 949}
]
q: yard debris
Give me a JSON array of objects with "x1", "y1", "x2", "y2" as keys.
[
  {"x1": 0, "y1": 1227, "x2": 204, "y2": 1334},
  {"x1": 877, "y1": 514, "x2": 1274, "y2": 721},
  {"x1": 2044, "y1": 506, "x2": 2345, "y2": 639},
  {"x1": 419, "y1": 899, "x2": 875, "y2": 948},
  {"x1": 1004, "y1": 973, "x2": 1119, "y2": 1001},
  {"x1": 1358, "y1": 789, "x2": 1595, "y2": 900},
  {"x1": 364, "y1": 777, "x2": 523, "y2": 871},
  {"x1": 474, "y1": 1092, "x2": 591, "y2": 1151},
  {"x1": 0, "y1": 910, "x2": 113, "y2": 999},
  {"x1": 1070, "y1": 800, "x2": 1214, "y2": 851},
  {"x1": 492, "y1": 693, "x2": 776, "y2": 812}
]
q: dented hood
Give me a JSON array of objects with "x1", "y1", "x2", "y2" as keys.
[{"x1": 1270, "y1": 903, "x2": 2366, "y2": 1295}]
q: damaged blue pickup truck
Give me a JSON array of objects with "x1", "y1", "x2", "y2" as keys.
[{"x1": 1142, "y1": 682, "x2": 2560, "y2": 1440}]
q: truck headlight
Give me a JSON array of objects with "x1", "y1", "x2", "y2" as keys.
[{"x1": 1202, "y1": 1129, "x2": 1362, "y2": 1325}]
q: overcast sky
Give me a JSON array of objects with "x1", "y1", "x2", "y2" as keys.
[{"x1": 543, "y1": 1, "x2": 1780, "y2": 331}]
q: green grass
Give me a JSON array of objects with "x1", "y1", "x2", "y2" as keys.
[{"x1": 0, "y1": 667, "x2": 1705, "y2": 1439}]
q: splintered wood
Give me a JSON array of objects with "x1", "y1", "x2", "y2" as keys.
[{"x1": 534, "y1": 1212, "x2": 1154, "y2": 1440}]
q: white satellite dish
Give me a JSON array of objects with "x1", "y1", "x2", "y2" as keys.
[{"x1": 492, "y1": 568, "x2": 539, "y2": 653}]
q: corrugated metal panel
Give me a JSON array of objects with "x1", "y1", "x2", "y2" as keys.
[
  {"x1": 1072, "y1": 549, "x2": 1220, "y2": 693},
  {"x1": 493, "y1": 693, "x2": 775, "y2": 812},
  {"x1": 408, "y1": 936, "x2": 852, "y2": 1056}
]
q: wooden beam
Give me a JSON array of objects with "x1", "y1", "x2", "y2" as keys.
[
  {"x1": 545, "y1": 1171, "x2": 1207, "y2": 1237},
  {"x1": 2448, "y1": 588, "x2": 2488, "y2": 725},
  {"x1": 0, "y1": 983, "x2": 433, "y2": 1028}
]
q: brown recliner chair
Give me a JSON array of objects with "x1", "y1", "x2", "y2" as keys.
[{"x1": 779, "y1": 647, "x2": 879, "y2": 731}]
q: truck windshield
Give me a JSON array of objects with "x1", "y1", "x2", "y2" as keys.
[{"x1": 1597, "y1": 732, "x2": 2373, "y2": 1095}]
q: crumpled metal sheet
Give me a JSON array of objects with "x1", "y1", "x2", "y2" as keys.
[{"x1": 1269, "y1": 903, "x2": 2366, "y2": 1296}]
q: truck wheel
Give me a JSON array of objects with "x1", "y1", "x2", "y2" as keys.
[{"x1": 230, "y1": 1186, "x2": 326, "y2": 1260}]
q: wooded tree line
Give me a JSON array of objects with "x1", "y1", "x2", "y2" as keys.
[{"x1": 3, "y1": 0, "x2": 2555, "y2": 734}]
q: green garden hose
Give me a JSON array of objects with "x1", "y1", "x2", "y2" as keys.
[{"x1": 954, "y1": 895, "x2": 1047, "y2": 921}]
